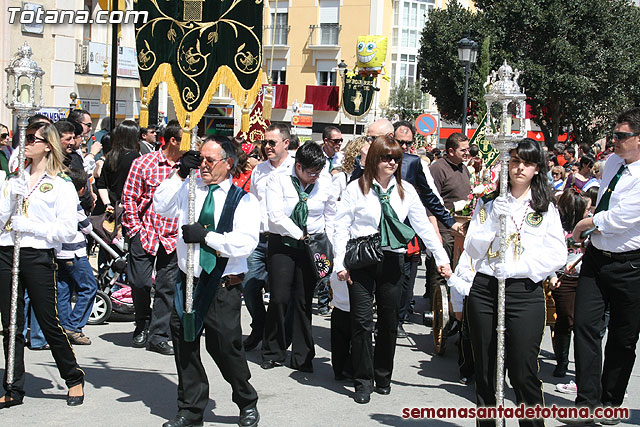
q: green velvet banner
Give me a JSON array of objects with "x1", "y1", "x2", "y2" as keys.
[
  {"x1": 135, "y1": 0, "x2": 263, "y2": 130},
  {"x1": 341, "y1": 74, "x2": 375, "y2": 118}
]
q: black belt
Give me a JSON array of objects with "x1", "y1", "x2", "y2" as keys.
[{"x1": 590, "y1": 244, "x2": 640, "y2": 261}]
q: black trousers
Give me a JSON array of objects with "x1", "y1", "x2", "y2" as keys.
[
  {"x1": 458, "y1": 298, "x2": 474, "y2": 378},
  {"x1": 574, "y1": 245, "x2": 640, "y2": 408},
  {"x1": 467, "y1": 273, "x2": 545, "y2": 427},
  {"x1": 0, "y1": 246, "x2": 84, "y2": 400},
  {"x1": 262, "y1": 234, "x2": 316, "y2": 370},
  {"x1": 170, "y1": 272, "x2": 258, "y2": 423},
  {"x1": 127, "y1": 233, "x2": 178, "y2": 345},
  {"x1": 349, "y1": 252, "x2": 404, "y2": 393},
  {"x1": 330, "y1": 307, "x2": 352, "y2": 378},
  {"x1": 398, "y1": 254, "x2": 419, "y2": 323},
  {"x1": 551, "y1": 276, "x2": 577, "y2": 336}
]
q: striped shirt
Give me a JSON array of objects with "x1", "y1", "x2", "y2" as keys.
[
  {"x1": 56, "y1": 202, "x2": 92, "y2": 259},
  {"x1": 121, "y1": 150, "x2": 179, "y2": 256}
]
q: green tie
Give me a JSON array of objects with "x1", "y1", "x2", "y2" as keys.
[
  {"x1": 594, "y1": 164, "x2": 626, "y2": 214},
  {"x1": 198, "y1": 184, "x2": 219, "y2": 274},
  {"x1": 283, "y1": 176, "x2": 314, "y2": 248},
  {"x1": 372, "y1": 184, "x2": 416, "y2": 250},
  {"x1": 0, "y1": 151, "x2": 8, "y2": 174},
  {"x1": 328, "y1": 156, "x2": 333, "y2": 172}
]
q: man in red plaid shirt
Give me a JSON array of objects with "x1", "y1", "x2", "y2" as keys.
[{"x1": 121, "y1": 122, "x2": 183, "y2": 355}]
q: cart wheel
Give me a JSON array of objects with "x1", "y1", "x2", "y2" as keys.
[
  {"x1": 432, "y1": 284, "x2": 450, "y2": 355},
  {"x1": 87, "y1": 290, "x2": 112, "y2": 325}
]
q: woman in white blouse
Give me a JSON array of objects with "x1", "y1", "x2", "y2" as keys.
[
  {"x1": 463, "y1": 138, "x2": 566, "y2": 427},
  {"x1": 334, "y1": 135, "x2": 451, "y2": 404},
  {"x1": 261, "y1": 142, "x2": 337, "y2": 372},
  {"x1": 0, "y1": 122, "x2": 85, "y2": 408}
]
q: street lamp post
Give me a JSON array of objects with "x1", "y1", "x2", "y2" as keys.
[
  {"x1": 458, "y1": 36, "x2": 478, "y2": 136},
  {"x1": 483, "y1": 60, "x2": 527, "y2": 427},
  {"x1": 337, "y1": 59, "x2": 352, "y2": 135},
  {"x1": 4, "y1": 42, "x2": 44, "y2": 387}
]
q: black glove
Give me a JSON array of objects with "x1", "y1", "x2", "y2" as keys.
[
  {"x1": 182, "y1": 223, "x2": 209, "y2": 244},
  {"x1": 176, "y1": 150, "x2": 202, "y2": 179}
]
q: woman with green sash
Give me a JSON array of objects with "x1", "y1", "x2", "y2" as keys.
[
  {"x1": 261, "y1": 142, "x2": 337, "y2": 372},
  {"x1": 334, "y1": 135, "x2": 451, "y2": 404}
]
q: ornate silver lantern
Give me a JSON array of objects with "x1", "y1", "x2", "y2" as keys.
[
  {"x1": 483, "y1": 60, "x2": 526, "y2": 426},
  {"x1": 4, "y1": 42, "x2": 45, "y2": 387}
]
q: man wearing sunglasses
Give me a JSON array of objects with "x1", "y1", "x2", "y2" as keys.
[
  {"x1": 241, "y1": 123, "x2": 295, "y2": 351},
  {"x1": 68, "y1": 109, "x2": 102, "y2": 173},
  {"x1": 321, "y1": 125, "x2": 343, "y2": 174},
  {"x1": 569, "y1": 107, "x2": 640, "y2": 424},
  {"x1": 392, "y1": 121, "x2": 464, "y2": 339}
]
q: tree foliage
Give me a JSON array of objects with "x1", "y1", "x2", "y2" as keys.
[
  {"x1": 381, "y1": 77, "x2": 425, "y2": 121},
  {"x1": 417, "y1": 0, "x2": 487, "y2": 125},
  {"x1": 418, "y1": 0, "x2": 640, "y2": 146}
]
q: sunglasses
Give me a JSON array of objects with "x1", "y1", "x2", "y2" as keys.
[
  {"x1": 82, "y1": 122, "x2": 92, "y2": 128},
  {"x1": 552, "y1": 172, "x2": 561, "y2": 176},
  {"x1": 380, "y1": 154, "x2": 401, "y2": 163},
  {"x1": 0, "y1": 133, "x2": 8, "y2": 139},
  {"x1": 263, "y1": 139, "x2": 280, "y2": 147},
  {"x1": 303, "y1": 167, "x2": 322, "y2": 177},
  {"x1": 328, "y1": 138, "x2": 343, "y2": 144},
  {"x1": 365, "y1": 136, "x2": 375, "y2": 143},
  {"x1": 26, "y1": 134, "x2": 47, "y2": 145},
  {"x1": 612, "y1": 131, "x2": 640, "y2": 141},
  {"x1": 395, "y1": 139, "x2": 414, "y2": 147}
]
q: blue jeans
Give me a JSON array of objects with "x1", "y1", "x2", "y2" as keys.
[
  {"x1": 56, "y1": 255, "x2": 98, "y2": 332},
  {"x1": 241, "y1": 239, "x2": 268, "y2": 338},
  {"x1": 23, "y1": 290, "x2": 47, "y2": 348}
]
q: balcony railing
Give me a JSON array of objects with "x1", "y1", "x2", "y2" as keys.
[
  {"x1": 264, "y1": 24, "x2": 291, "y2": 46},
  {"x1": 309, "y1": 23, "x2": 341, "y2": 46}
]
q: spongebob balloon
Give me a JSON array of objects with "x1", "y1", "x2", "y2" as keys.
[{"x1": 356, "y1": 35, "x2": 388, "y2": 77}]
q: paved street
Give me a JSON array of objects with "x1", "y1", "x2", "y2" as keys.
[{"x1": 1, "y1": 268, "x2": 639, "y2": 426}]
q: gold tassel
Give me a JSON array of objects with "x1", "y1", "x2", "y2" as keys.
[
  {"x1": 263, "y1": 85, "x2": 273, "y2": 120},
  {"x1": 241, "y1": 107, "x2": 250, "y2": 132},
  {"x1": 180, "y1": 114, "x2": 192, "y2": 151},
  {"x1": 100, "y1": 80, "x2": 110, "y2": 104},
  {"x1": 139, "y1": 87, "x2": 149, "y2": 127}
]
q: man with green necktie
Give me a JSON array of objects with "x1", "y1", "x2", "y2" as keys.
[
  {"x1": 153, "y1": 136, "x2": 261, "y2": 427},
  {"x1": 570, "y1": 107, "x2": 640, "y2": 425}
]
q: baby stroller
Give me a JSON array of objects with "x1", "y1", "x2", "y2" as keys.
[{"x1": 87, "y1": 209, "x2": 134, "y2": 325}]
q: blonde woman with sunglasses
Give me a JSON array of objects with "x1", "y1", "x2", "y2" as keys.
[{"x1": 0, "y1": 121, "x2": 85, "y2": 409}]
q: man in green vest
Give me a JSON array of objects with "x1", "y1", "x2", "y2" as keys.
[{"x1": 154, "y1": 136, "x2": 261, "y2": 427}]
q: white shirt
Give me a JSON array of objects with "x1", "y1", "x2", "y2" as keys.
[
  {"x1": 0, "y1": 167, "x2": 79, "y2": 251},
  {"x1": 333, "y1": 175, "x2": 449, "y2": 272},
  {"x1": 591, "y1": 153, "x2": 640, "y2": 252},
  {"x1": 250, "y1": 156, "x2": 296, "y2": 233},
  {"x1": 447, "y1": 251, "x2": 476, "y2": 313},
  {"x1": 329, "y1": 270, "x2": 350, "y2": 312},
  {"x1": 78, "y1": 148, "x2": 96, "y2": 173},
  {"x1": 266, "y1": 166, "x2": 337, "y2": 239},
  {"x1": 421, "y1": 159, "x2": 444, "y2": 205},
  {"x1": 464, "y1": 190, "x2": 567, "y2": 283},
  {"x1": 153, "y1": 173, "x2": 260, "y2": 278},
  {"x1": 322, "y1": 147, "x2": 343, "y2": 175}
]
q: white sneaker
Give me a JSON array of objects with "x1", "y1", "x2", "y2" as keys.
[{"x1": 556, "y1": 380, "x2": 577, "y2": 394}]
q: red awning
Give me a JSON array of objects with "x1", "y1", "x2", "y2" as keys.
[{"x1": 304, "y1": 85, "x2": 339, "y2": 111}]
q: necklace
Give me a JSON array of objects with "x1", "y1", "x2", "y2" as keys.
[
  {"x1": 4, "y1": 174, "x2": 47, "y2": 232},
  {"x1": 509, "y1": 201, "x2": 531, "y2": 260}
]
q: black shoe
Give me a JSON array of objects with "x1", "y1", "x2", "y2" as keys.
[
  {"x1": 459, "y1": 376, "x2": 473, "y2": 385},
  {"x1": 132, "y1": 329, "x2": 149, "y2": 348},
  {"x1": 148, "y1": 341, "x2": 174, "y2": 356},
  {"x1": 66, "y1": 393, "x2": 84, "y2": 406},
  {"x1": 353, "y1": 391, "x2": 370, "y2": 404},
  {"x1": 374, "y1": 385, "x2": 391, "y2": 395},
  {"x1": 162, "y1": 416, "x2": 203, "y2": 427},
  {"x1": 243, "y1": 334, "x2": 262, "y2": 351},
  {"x1": 260, "y1": 359, "x2": 281, "y2": 370},
  {"x1": 317, "y1": 306, "x2": 331, "y2": 317},
  {"x1": 397, "y1": 324, "x2": 408, "y2": 338},
  {"x1": 0, "y1": 396, "x2": 23, "y2": 409},
  {"x1": 239, "y1": 406, "x2": 260, "y2": 427}
]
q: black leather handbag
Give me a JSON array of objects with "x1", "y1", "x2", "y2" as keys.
[
  {"x1": 304, "y1": 232, "x2": 334, "y2": 283},
  {"x1": 344, "y1": 232, "x2": 384, "y2": 270}
]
